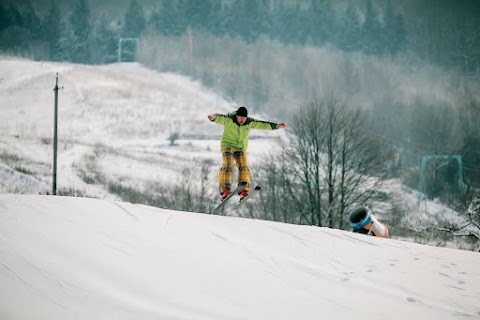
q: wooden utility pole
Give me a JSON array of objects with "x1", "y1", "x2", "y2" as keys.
[{"x1": 53, "y1": 73, "x2": 60, "y2": 195}]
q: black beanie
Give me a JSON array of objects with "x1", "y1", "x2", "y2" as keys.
[{"x1": 237, "y1": 106, "x2": 248, "y2": 117}]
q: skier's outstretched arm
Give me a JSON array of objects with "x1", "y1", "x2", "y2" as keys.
[
  {"x1": 208, "y1": 113, "x2": 231, "y2": 125},
  {"x1": 249, "y1": 119, "x2": 286, "y2": 130}
]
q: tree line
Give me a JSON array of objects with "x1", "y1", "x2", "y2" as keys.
[
  {"x1": 1, "y1": 0, "x2": 405, "y2": 64},
  {"x1": 2, "y1": 0, "x2": 478, "y2": 74}
]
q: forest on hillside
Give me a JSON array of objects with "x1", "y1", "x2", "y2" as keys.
[{"x1": 1, "y1": 0, "x2": 479, "y2": 73}]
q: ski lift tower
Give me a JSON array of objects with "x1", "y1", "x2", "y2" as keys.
[
  {"x1": 417, "y1": 154, "x2": 467, "y2": 205},
  {"x1": 117, "y1": 38, "x2": 139, "y2": 62}
]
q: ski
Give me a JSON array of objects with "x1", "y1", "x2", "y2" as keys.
[
  {"x1": 237, "y1": 185, "x2": 261, "y2": 206},
  {"x1": 211, "y1": 181, "x2": 247, "y2": 214}
]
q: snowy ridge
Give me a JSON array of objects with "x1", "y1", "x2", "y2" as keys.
[{"x1": 0, "y1": 194, "x2": 479, "y2": 319}]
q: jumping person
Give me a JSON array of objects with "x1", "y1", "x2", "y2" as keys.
[{"x1": 208, "y1": 106, "x2": 286, "y2": 201}]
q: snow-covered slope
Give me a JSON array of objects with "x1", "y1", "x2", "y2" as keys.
[
  {"x1": 0, "y1": 57, "x2": 284, "y2": 198},
  {"x1": 0, "y1": 194, "x2": 479, "y2": 320},
  {"x1": 0, "y1": 58, "x2": 229, "y2": 141}
]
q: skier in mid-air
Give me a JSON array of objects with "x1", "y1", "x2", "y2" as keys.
[{"x1": 208, "y1": 106, "x2": 286, "y2": 201}]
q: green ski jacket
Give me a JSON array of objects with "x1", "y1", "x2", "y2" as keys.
[{"x1": 212, "y1": 111, "x2": 280, "y2": 151}]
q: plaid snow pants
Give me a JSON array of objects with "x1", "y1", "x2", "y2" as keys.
[{"x1": 219, "y1": 148, "x2": 251, "y2": 194}]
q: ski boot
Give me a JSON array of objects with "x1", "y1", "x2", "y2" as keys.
[
  {"x1": 221, "y1": 189, "x2": 231, "y2": 200},
  {"x1": 239, "y1": 190, "x2": 249, "y2": 201}
]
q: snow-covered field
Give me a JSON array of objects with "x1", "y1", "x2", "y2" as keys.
[
  {"x1": 0, "y1": 56, "x2": 283, "y2": 199},
  {"x1": 0, "y1": 194, "x2": 479, "y2": 320}
]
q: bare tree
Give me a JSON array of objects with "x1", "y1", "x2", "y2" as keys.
[
  {"x1": 315, "y1": 98, "x2": 394, "y2": 229},
  {"x1": 252, "y1": 147, "x2": 303, "y2": 224},
  {"x1": 458, "y1": 96, "x2": 480, "y2": 188},
  {"x1": 255, "y1": 98, "x2": 393, "y2": 229},
  {"x1": 334, "y1": 106, "x2": 394, "y2": 229},
  {"x1": 466, "y1": 197, "x2": 480, "y2": 239},
  {"x1": 450, "y1": 17, "x2": 480, "y2": 77},
  {"x1": 287, "y1": 100, "x2": 327, "y2": 226}
]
